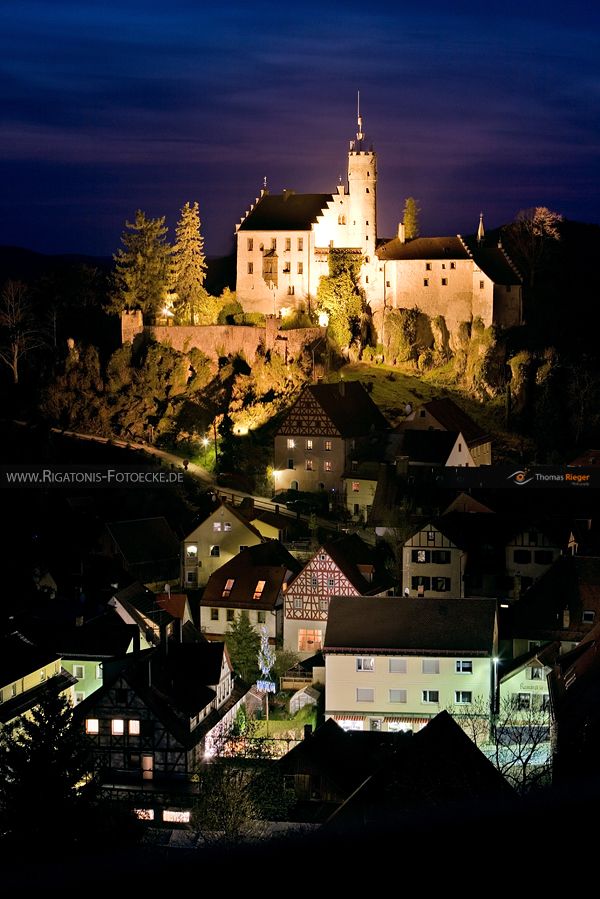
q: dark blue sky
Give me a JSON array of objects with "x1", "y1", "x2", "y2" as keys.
[{"x1": 1, "y1": 0, "x2": 599, "y2": 257}]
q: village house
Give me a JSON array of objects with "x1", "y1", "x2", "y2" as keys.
[{"x1": 182, "y1": 500, "x2": 263, "y2": 587}]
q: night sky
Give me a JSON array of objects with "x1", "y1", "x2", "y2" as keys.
[{"x1": 1, "y1": 0, "x2": 599, "y2": 258}]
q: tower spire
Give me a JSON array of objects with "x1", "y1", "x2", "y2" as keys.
[
  {"x1": 477, "y1": 211, "x2": 485, "y2": 244},
  {"x1": 356, "y1": 90, "x2": 364, "y2": 143}
]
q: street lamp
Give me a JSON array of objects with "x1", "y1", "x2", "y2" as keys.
[{"x1": 202, "y1": 437, "x2": 209, "y2": 466}]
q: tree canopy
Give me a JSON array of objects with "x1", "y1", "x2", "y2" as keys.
[
  {"x1": 110, "y1": 210, "x2": 171, "y2": 317},
  {"x1": 225, "y1": 611, "x2": 260, "y2": 684},
  {"x1": 403, "y1": 197, "x2": 420, "y2": 240},
  {"x1": 171, "y1": 201, "x2": 213, "y2": 325},
  {"x1": 317, "y1": 249, "x2": 365, "y2": 349}
]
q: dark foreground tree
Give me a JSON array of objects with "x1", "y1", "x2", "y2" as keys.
[
  {"x1": 0, "y1": 280, "x2": 44, "y2": 384},
  {"x1": 225, "y1": 611, "x2": 260, "y2": 684}
]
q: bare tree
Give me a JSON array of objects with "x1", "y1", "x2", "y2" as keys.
[
  {"x1": 505, "y1": 207, "x2": 563, "y2": 287},
  {"x1": 0, "y1": 280, "x2": 44, "y2": 384}
]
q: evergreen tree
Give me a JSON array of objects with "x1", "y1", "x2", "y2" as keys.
[
  {"x1": 225, "y1": 611, "x2": 260, "y2": 684},
  {"x1": 171, "y1": 201, "x2": 211, "y2": 324},
  {"x1": 110, "y1": 210, "x2": 171, "y2": 318},
  {"x1": 403, "y1": 197, "x2": 420, "y2": 240}
]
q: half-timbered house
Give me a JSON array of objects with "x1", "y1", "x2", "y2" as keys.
[
  {"x1": 273, "y1": 381, "x2": 389, "y2": 497},
  {"x1": 284, "y1": 533, "x2": 395, "y2": 657},
  {"x1": 76, "y1": 641, "x2": 247, "y2": 783}
]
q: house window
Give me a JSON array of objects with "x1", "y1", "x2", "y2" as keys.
[
  {"x1": 213, "y1": 522, "x2": 222, "y2": 532},
  {"x1": 224, "y1": 521, "x2": 232, "y2": 532},
  {"x1": 356, "y1": 657, "x2": 375, "y2": 672},
  {"x1": 247, "y1": 262, "x2": 253, "y2": 274},
  {"x1": 222, "y1": 578, "x2": 235, "y2": 598},
  {"x1": 73, "y1": 665, "x2": 85, "y2": 679},
  {"x1": 541, "y1": 694, "x2": 550, "y2": 712},
  {"x1": 186, "y1": 543, "x2": 198, "y2": 559},
  {"x1": 324, "y1": 461, "x2": 332, "y2": 472},
  {"x1": 427, "y1": 531, "x2": 436, "y2": 543},
  {"x1": 441, "y1": 278, "x2": 448, "y2": 286},
  {"x1": 455, "y1": 691, "x2": 472, "y2": 704},
  {"x1": 297, "y1": 262, "x2": 303, "y2": 274},
  {"x1": 517, "y1": 693, "x2": 531, "y2": 710},
  {"x1": 297, "y1": 237, "x2": 303, "y2": 251},
  {"x1": 210, "y1": 608, "x2": 219, "y2": 621},
  {"x1": 111, "y1": 719, "x2": 125, "y2": 736},
  {"x1": 311, "y1": 575, "x2": 318, "y2": 587},
  {"x1": 306, "y1": 439, "x2": 313, "y2": 450},
  {"x1": 529, "y1": 667, "x2": 543, "y2": 680},
  {"x1": 450, "y1": 262, "x2": 456, "y2": 269},
  {"x1": 285, "y1": 238, "x2": 291, "y2": 251},
  {"x1": 441, "y1": 263, "x2": 446, "y2": 269},
  {"x1": 325, "y1": 441, "x2": 332, "y2": 451},
  {"x1": 306, "y1": 460, "x2": 313, "y2": 471},
  {"x1": 386, "y1": 280, "x2": 390, "y2": 288},
  {"x1": 389, "y1": 658, "x2": 407, "y2": 674},
  {"x1": 282, "y1": 262, "x2": 291, "y2": 273},
  {"x1": 423, "y1": 278, "x2": 429, "y2": 287},
  {"x1": 431, "y1": 550, "x2": 450, "y2": 564},
  {"x1": 163, "y1": 810, "x2": 191, "y2": 824},
  {"x1": 10, "y1": 684, "x2": 17, "y2": 697},
  {"x1": 253, "y1": 580, "x2": 266, "y2": 600},
  {"x1": 129, "y1": 720, "x2": 140, "y2": 736},
  {"x1": 298, "y1": 629, "x2": 322, "y2": 651},
  {"x1": 247, "y1": 238, "x2": 253, "y2": 251},
  {"x1": 433, "y1": 577, "x2": 451, "y2": 592},
  {"x1": 513, "y1": 549, "x2": 531, "y2": 564},
  {"x1": 356, "y1": 688, "x2": 374, "y2": 702},
  {"x1": 479, "y1": 280, "x2": 485, "y2": 289},
  {"x1": 96, "y1": 665, "x2": 102, "y2": 679},
  {"x1": 320, "y1": 600, "x2": 328, "y2": 611},
  {"x1": 226, "y1": 609, "x2": 235, "y2": 622},
  {"x1": 412, "y1": 549, "x2": 430, "y2": 563},
  {"x1": 411, "y1": 576, "x2": 431, "y2": 591},
  {"x1": 210, "y1": 546, "x2": 220, "y2": 557},
  {"x1": 86, "y1": 719, "x2": 99, "y2": 734},
  {"x1": 288, "y1": 458, "x2": 294, "y2": 469},
  {"x1": 327, "y1": 577, "x2": 334, "y2": 587},
  {"x1": 425, "y1": 263, "x2": 432, "y2": 271},
  {"x1": 271, "y1": 238, "x2": 277, "y2": 250},
  {"x1": 293, "y1": 597, "x2": 302, "y2": 610},
  {"x1": 422, "y1": 691, "x2": 439, "y2": 703},
  {"x1": 287, "y1": 438, "x2": 295, "y2": 449},
  {"x1": 257, "y1": 611, "x2": 266, "y2": 624},
  {"x1": 534, "y1": 550, "x2": 553, "y2": 565},
  {"x1": 422, "y1": 659, "x2": 440, "y2": 674},
  {"x1": 458, "y1": 443, "x2": 462, "y2": 452},
  {"x1": 352, "y1": 482, "x2": 360, "y2": 492},
  {"x1": 389, "y1": 689, "x2": 407, "y2": 703},
  {"x1": 75, "y1": 692, "x2": 84, "y2": 704},
  {"x1": 583, "y1": 610, "x2": 596, "y2": 623},
  {"x1": 456, "y1": 660, "x2": 473, "y2": 674},
  {"x1": 186, "y1": 571, "x2": 197, "y2": 585}
]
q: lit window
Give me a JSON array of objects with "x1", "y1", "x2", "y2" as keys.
[
  {"x1": 427, "y1": 531, "x2": 436, "y2": 543},
  {"x1": 73, "y1": 665, "x2": 85, "y2": 679},
  {"x1": 111, "y1": 719, "x2": 125, "y2": 735},
  {"x1": 298, "y1": 629, "x2": 322, "y2": 651},
  {"x1": 297, "y1": 262, "x2": 303, "y2": 274},
  {"x1": 306, "y1": 439, "x2": 313, "y2": 450},
  {"x1": 287, "y1": 439, "x2": 295, "y2": 449},
  {"x1": 298, "y1": 237, "x2": 303, "y2": 251},
  {"x1": 456, "y1": 660, "x2": 473, "y2": 674},
  {"x1": 253, "y1": 580, "x2": 266, "y2": 600},
  {"x1": 415, "y1": 549, "x2": 429, "y2": 563},
  {"x1": 306, "y1": 460, "x2": 313, "y2": 471},
  {"x1": 247, "y1": 262, "x2": 253, "y2": 274},
  {"x1": 389, "y1": 658, "x2": 407, "y2": 674},
  {"x1": 325, "y1": 441, "x2": 332, "y2": 452},
  {"x1": 129, "y1": 720, "x2": 140, "y2": 735},
  {"x1": 247, "y1": 238, "x2": 253, "y2": 251},
  {"x1": 356, "y1": 688, "x2": 374, "y2": 702},
  {"x1": 163, "y1": 810, "x2": 191, "y2": 824},
  {"x1": 40, "y1": 670, "x2": 46, "y2": 682},
  {"x1": 422, "y1": 690, "x2": 439, "y2": 703},
  {"x1": 86, "y1": 719, "x2": 99, "y2": 734},
  {"x1": 213, "y1": 522, "x2": 222, "y2": 532},
  {"x1": 224, "y1": 521, "x2": 232, "y2": 532},
  {"x1": 210, "y1": 608, "x2": 219, "y2": 621},
  {"x1": 222, "y1": 578, "x2": 235, "y2": 598},
  {"x1": 356, "y1": 657, "x2": 375, "y2": 672},
  {"x1": 529, "y1": 667, "x2": 543, "y2": 680},
  {"x1": 226, "y1": 609, "x2": 235, "y2": 622},
  {"x1": 186, "y1": 543, "x2": 198, "y2": 558},
  {"x1": 210, "y1": 545, "x2": 220, "y2": 557},
  {"x1": 455, "y1": 691, "x2": 472, "y2": 704},
  {"x1": 389, "y1": 689, "x2": 407, "y2": 703},
  {"x1": 352, "y1": 481, "x2": 360, "y2": 492},
  {"x1": 517, "y1": 693, "x2": 531, "y2": 710},
  {"x1": 324, "y1": 461, "x2": 332, "y2": 472},
  {"x1": 134, "y1": 809, "x2": 155, "y2": 821},
  {"x1": 422, "y1": 659, "x2": 440, "y2": 674}
]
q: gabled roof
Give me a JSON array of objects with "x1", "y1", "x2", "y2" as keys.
[
  {"x1": 319, "y1": 533, "x2": 394, "y2": 595},
  {"x1": 106, "y1": 517, "x2": 180, "y2": 565},
  {"x1": 463, "y1": 235, "x2": 522, "y2": 285},
  {"x1": 278, "y1": 382, "x2": 389, "y2": 439},
  {"x1": 156, "y1": 593, "x2": 190, "y2": 620},
  {"x1": 238, "y1": 192, "x2": 332, "y2": 231},
  {"x1": 54, "y1": 613, "x2": 138, "y2": 659},
  {"x1": 202, "y1": 541, "x2": 301, "y2": 611},
  {"x1": 377, "y1": 236, "x2": 468, "y2": 261},
  {"x1": 186, "y1": 500, "x2": 264, "y2": 543},
  {"x1": 443, "y1": 492, "x2": 495, "y2": 515},
  {"x1": 417, "y1": 397, "x2": 489, "y2": 446},
  {"x1": 324, "y1": 597, "x2": 497, "y2": 655}
]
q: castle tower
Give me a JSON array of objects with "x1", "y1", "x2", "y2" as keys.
[{"x1": 346, "y1": 93, "x2": 377, "y2": 255}]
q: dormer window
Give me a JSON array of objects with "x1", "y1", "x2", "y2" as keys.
[
  {"x1": 222, "y1": 578, "x2": 235, "y2": 598},
  {"x1": 253, "y1": 580, "x2": 266, "y2": 600}
]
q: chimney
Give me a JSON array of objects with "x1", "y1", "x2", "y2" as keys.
[{"x1": 398, "y1": 222, "x2": 406, "y2": 244}]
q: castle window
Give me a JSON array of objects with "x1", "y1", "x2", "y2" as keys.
[
  {"x1": 247, "y1": 262, "x2": 253, "y2": 274},
  {"x1": 425, "y1": 263, "x2": 432, "y2": 271},
  {"x1": 424, "y1": 279, "x2": 429, "y2": 287},
  {"x1": 288, "y1": 286, "x2": 295, "y2": 295},
  {"x1": 441, "y1": 278, "x2": 448, "y2": 286},
  {"x1": 271, "y1": 238, "x2": 277, "y2": 250},
  {"x1": 479, "y1": 280, "x2": 485, "y2": 289},
  {"x1": 450, "y1": 262, "x2": 456, "y2": 269},
  {"x1": 247, "y1": 238, "x2": 253, "y2": 251},
  {"x1": 297, "y1": 262, "x2": 303, "y2": 274},
  {"x1": 441, "y1": 263, "x2": 446, "y2": 269},
  {"x1": 365, "y1": 276, "x2": 369, "y2": 283},
  {"x1": 306, "y1": 460, "x2": 313, "y2": 471},
  {"x1": 365, "y1": 256, "x2": 370, "y2": 263},
  {"x1": 386, "y1": 281, "x2": 390, "y2": 288},
  {"x1": 297, "y1": 237, "x2": 303, "y2": 251},
  {"x1": 366, "y1": 221, "x2": 369, "y2": 226},
  {"x1": 285, "y1": 238, "x2": 291, "y2": 251},
  {"x1": 365, "y1": 187, "x2": 370, "y2": 193},
  {"x1": 283, "y1": 262, "x2": 291, "y2": 273}
]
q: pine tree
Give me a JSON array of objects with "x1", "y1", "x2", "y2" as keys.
[
  {"x1": 225, "y1": 611, "x2": 260, "y2": 684},
  {"x1": 403, "y1": 197, "x2": 420, "y2": 240},
  {"x1": 171, "y1": 201, "x2": 211, "y2": 325},
  {"x1": 110, "y1": 210, "x2": 171, "y2": 318}
]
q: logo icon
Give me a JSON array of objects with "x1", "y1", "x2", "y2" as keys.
[{"x1": 507, "y1": 469, "x2": 534, "y2": 486}]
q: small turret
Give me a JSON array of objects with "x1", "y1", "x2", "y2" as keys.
[{"x1": 477, "y1": 212, "x2": 485, "y2": 245}]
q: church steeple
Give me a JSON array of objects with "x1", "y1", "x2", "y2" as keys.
[{"x1": 477, "y1": 212, "x2": 485, "y2": 244}]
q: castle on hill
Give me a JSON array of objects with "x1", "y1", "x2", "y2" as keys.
[{"x1": 235, "y1": 109, "x2": 523, "y2": 336}]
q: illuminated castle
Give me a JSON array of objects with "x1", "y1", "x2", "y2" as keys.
[{"x1": 235, "y1": 106, "x2": 522, "y2": 335}]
